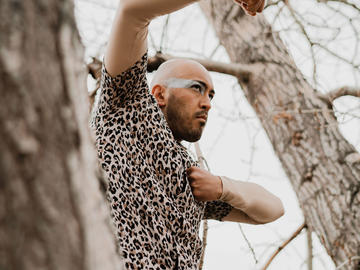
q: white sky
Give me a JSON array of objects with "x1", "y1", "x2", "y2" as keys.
[{"x1": 75, "y1": 1, "x2": 360, "y2": 269}]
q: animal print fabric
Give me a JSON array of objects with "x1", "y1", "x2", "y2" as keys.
[{"x1": 91, "y1": 53, "x2": 232, "y2": 270}]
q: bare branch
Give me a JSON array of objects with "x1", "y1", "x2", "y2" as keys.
[
  {"x1": 198, "y1": 220, "x2": 208, "y2": 270},
  {"x1": 285, "y1": 1, "x2": 319, "y2": 87},
  {"x1": 88, "y1": 52, "x2": 254, "y2": 87},
  {"x1": 307, "y1": 228, "x2": 313, "y2": 270},
  {"x1": 159, "y1": 15, "x2": 171, "y2": 52},
  {"x1": 238, "y1": 223, "x2": 259, "y2": 264},
  {"x1": 265, "y1": 0, "x2": 284, "y2": 9},
  {"x1": 88, "y1": 57, "x2": 102, "y2": 80},
  {"x1": 87, "y1": 57, "x2": 103, "y2": 108},
  {"x1": 335, "y1": 256, "x2": 360, "y2": 269},
  {"x1": 194, "y1": 143, "x2": 208, "y2": 270},
  {"x1": 319, "y1": 86, "x2": 360, "y2": 103},
  {"x1": 319, "y1": 0, "x2": 360, "y2": 13},
  {"x1": 148, "y1": 52, "x2": 254, "y2": 79},
  {"x1": 261, "y1": 222, "x2": 306, "y2": 270}
]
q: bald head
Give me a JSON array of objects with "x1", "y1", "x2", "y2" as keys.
[
  {"x1": 150, "y1": 58, "x2": 214, "y2": 142},
  {"x1": 150, "y1": 58, "x2": 213, "y2": 90}
]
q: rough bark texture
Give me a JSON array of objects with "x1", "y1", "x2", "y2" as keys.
[
  {"x1": 0, "y1": 1, "x2": 124, "y2": 270},
  {"x1": 199, "y1": 0, "x2": 360, "y2": 268}
]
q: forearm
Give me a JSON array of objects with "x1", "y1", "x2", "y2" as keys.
[
  {"x1": 105, "y1": 0, "x2": 198, "y2": 76},
  {"x1": 219, "y1": 176, "x2": 284, "y2": 224}
]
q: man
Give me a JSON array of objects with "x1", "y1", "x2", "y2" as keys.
[{"x1": 91, "y1": 0, "x2": 284, "y2": 269}]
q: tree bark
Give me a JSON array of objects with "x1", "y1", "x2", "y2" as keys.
[
  {"x1": 0, "y1": 1, "x2": 124, "y2": 270},
  {"x1": 199, "y1": 0, "x2": 360, "y2": 268}
]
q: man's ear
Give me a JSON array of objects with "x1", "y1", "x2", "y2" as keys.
[{"x1": 151, "y1": 84, "x2": 167, "y2": 108}]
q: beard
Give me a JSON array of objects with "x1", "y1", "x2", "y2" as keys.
[{"x1": 164, "y1": 94, "x2": 205, "y2": 142}]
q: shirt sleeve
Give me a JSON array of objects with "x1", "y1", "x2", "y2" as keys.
[
  {"x1": 89, "y1": 52, "x2": 150, "y2": 172},
  {"x1": 98, "y1": 52, "x2": 149, "y2": 110},
  {"x1": 203, "y1": 200, "x2": 233, "y2": 221}
]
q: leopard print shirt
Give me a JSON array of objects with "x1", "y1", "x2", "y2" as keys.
[{"x1": 91, "y1": 53, "x2": 232, "y2": 270}]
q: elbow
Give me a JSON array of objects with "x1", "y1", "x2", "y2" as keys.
[
  {"x1": 119, "y1": 1, "x2": 152, "y2": 25},
  {"x1": 266, "y1": 197, "x2": 285, "y2": 223},
  {"x1": 253, "y1": 197, "x2": 285, "y2": 225},
  {"x1": 273, "y1": 200, "x2": 285, "y2": 221},
  {"x1": 267, "y1": 197, "x2": 285, "y2": 223}
]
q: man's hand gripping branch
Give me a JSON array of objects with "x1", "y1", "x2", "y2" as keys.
[{"x1": 235, "y1": 0, "x2": 265, "y2": 16}]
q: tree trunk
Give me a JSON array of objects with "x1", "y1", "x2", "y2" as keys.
[
  {"x1": 0, "y1": 1, "x2": 123, "y2": 270},
  {"x1": 199, "y1": 0, "x2": 360, "y2": 268}
]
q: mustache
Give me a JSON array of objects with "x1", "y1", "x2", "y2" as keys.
[{"x1": 195, "y1": 111, "x2": 208, "y2": 118}]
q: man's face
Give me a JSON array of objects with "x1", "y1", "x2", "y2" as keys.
[{"x1": 163, "y1": 78, "x2": 215, "y2": 142}]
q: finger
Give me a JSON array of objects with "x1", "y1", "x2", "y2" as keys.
[
  {"x1": 187, "y1": 168, "x2": 198, "y2": 180},
  {"x1": 257, "y1": 0, "x2": 265, "y2": 12},
  {"x1": 238, "y1": 2, "x2": 255, "y2": 16},
  {"x1": 246, "y1": 0, "x2": 261, "y2": 13},
  {"x1": 253, "y1": 0, "x2": 263, "y2": 11},
  {"x1": 244, "y1": 8, "x2": 256, "y2": 16}
]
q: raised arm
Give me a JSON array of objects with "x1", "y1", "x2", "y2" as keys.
[
  {"x1": 105, "y1": 0, "x2": 199, "y2": 77},
  {"x1": 105, "y1": 0, "x2": 265, "y2": 77}
]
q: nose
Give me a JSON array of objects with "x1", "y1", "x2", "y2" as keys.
[{"x1": 199, "y1": 95, "x2": 211, "y2": 112}]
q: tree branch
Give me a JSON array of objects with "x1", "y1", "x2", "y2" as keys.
[
  {"x1": 319, "y1": 0, "x2": 360, "y2": 13},
  {"x1": 307, "y1": 228, "x2": 313, "y2": 270},
  {"x1": 88, "y1": 57, "x2": 102, "y2": 108},
  {"x1": 261, "y1": 222, "x2": 306, "y2": 270},
  {"x1": 194, "y1": 143, "x2": 208, "y2": 270},
  {"x1": 87, "y1": 53, "x2": 256, "y2": 105},
  {"x1": 148, "y1": 52, "x2": 254, "y2": 79},
  {"x1": 318, "y1": 86, "x2": 360, "y2": 103}
]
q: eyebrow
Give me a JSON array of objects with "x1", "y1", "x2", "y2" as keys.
[
  {"x1": 164, "y1": 78, "x2": 215, "y2": 96},
  {"x1": 194, "y1": 80, "x2": 216, "y2": 96}
]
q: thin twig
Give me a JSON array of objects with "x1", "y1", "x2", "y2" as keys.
[
  {"x1": 335, "y1": 256, "x2": 360, "y2": 269},
  {"x1": 238, "y1": 224, "x2": 259, "y2": 264},
  {"x1": 318, "y1": 86, "x2": 360, "y2": 103},
  {"x1": 194, "y1": 142, "x2": 208, "y2": 270},
  {"x1": 261, "y1": 222, "x2": 306, "y2": 270},
  {"x1": 159, "y1": 15, "x2": 171, "y2": 52},
  {"x1": 307, "y1": 228, "x2": 313, "y2": 270},
  {"x1": 285, "y1": 1, "x2": 319, "y2": 88},
  {"x1": 321, "y1": 0, "x2": 360, "y2": 13}
]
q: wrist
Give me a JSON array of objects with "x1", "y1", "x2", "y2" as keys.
[{"x1": 217, "y1": 176, "x2": 224, "y2": 200}]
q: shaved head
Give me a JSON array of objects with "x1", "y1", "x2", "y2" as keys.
[{"x1": 150, "y1": 58, "x2": 212, "y2": 89}]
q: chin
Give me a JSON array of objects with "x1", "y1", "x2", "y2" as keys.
[
  {"x1": 184, "y1": 137, "x2": 201, "y2": 143},
  {"x1": 183, "y1": 130, "x2": 203, "y2": 142},
  {"x1": 173, "y1": 125, "x2": 204, "y2": 142}
]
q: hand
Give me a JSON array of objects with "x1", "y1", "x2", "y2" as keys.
[
  {"x1": 234, "y1": 0, "x2": 265, "y2": 16},
  {"x1": 187, "y1": 167, "x2": 223, "y2": 201}
]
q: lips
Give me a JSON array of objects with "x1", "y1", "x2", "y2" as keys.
[
  {"x1": 195, "y1": 112, "x2": 208, "y2": 121},
  {"x1": 197, "y1": 115, "x2": 207, "y2": 121}
]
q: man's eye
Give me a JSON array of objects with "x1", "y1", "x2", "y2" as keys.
[
  {"x1": 191, "y1": 84, "x2": 203, "y2": 92},
  {"x1": 209, "y1": 94, "x2": 214, "y2": 101}
]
